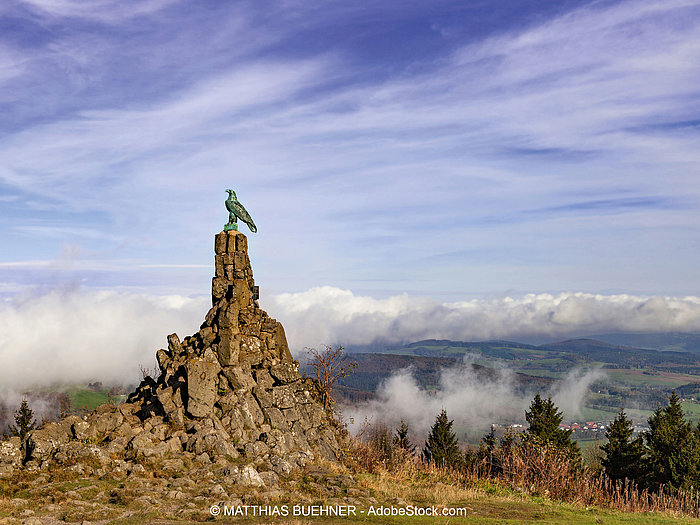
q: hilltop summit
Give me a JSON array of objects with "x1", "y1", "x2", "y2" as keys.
[{"x1": 4, "y1": 230, "x2": 341, "y2": 483}]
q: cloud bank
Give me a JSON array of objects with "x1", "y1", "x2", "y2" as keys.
[
  {"x1": 266, "y1": 286, "x2": 700, "y2": 349},
  {"x1": 342, "y1": 364, "x2": 605, "y2": 437},
  {"x1": 0, "y1": 287, "x2": 207, "y2": 389},
  {"x1": 0, "y1": 285, "x2": 698, "y2": 391}
]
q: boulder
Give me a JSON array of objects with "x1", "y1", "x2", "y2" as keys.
[
  {"x1": 3, "y1": 228, "x2": 342, "y2": 475},
  {"x1": 23, "y1": 420, "x2": 74, "y2": 462},
  {"x1": 0, "y1": 437, "x2": 21, "y2": 467},
  {"x1": 236, "y1": 465, "x2": 264, "y2": 487},
  {"x1": 270, "y1": 362, "x2": 300, "y2": 384},
  {"x1": 186, "y1": 351, "x2": 221, "y2": 417}
]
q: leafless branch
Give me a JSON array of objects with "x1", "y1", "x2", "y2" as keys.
[{"x1": 305, "y1": 345, "x2": 357, "y2": 411}]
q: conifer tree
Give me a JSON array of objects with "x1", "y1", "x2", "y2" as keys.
[
  {"x1": 479, "y1": 425, "x2": 501, "y2": 475},
  {"x1": 393, "y1": 419, "x2": 414, "y2": 452},
  {"x1": 8, "y1": 399, "x2": 36, "y2": 441},
  {"x1": 601, "y1": 408, "x2": 646, "y2": 482},
  {"x1": 645, "y1": 392, "x2": 700, "y2": 490},
  {"x1": 370, "y1": 422, "x2": 394, "y2": 463},
  {"x1": 423, "y1": 409, "x2": 462, "y2": 469},
  {"x1": 481, "y1": 425, "x2": 497, "y2": 453},
  {"x1": 524, "y1": 394, "x2": 580, "y2": 460}
]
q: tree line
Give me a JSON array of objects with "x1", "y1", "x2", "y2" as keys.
[
  {"x1": 421, "y1": 393, "x2": 580, "y2": 471},
  {"x1": 307, "y1": 345, "x2": 700, "y2": 494},
  {"x1": 385, "y1": 391, "x2": 700, "y2": 493},
  {"x1": 602, "y1": 392, "x2": 700, "y2": 491}
]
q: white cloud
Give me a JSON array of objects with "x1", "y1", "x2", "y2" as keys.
[
  {"x1": 0, "y1": 284, "x2": 696, "y2": 396},
  {"x1": 342, "y1": 362, "x2": 604, "y2": 437},
  {"x1": 265, "y1": 287, "x2": 700, "y2": 350},
  {"x1": 0, "y1": 44, "x2": 26, "y2": 88},
  {"x1": 549, "y1": 367, "x2": 606, "y2": 417},
  {"x1": 0, "y1": 287, "x2": 207, "y2": 389},
  {"x1": 0, "y1": 59, "x2": 330, "y2": 209},
  {"x1": 17, "y1": 0, "x2": 178, "y2": 23}
]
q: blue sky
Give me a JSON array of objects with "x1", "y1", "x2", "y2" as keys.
[
  {"x1": 1, "y1": 0, "x2": 699, "y2": 298},
  {"x1": 1, "y1": 1, "x2": 700, "y2": 380}
]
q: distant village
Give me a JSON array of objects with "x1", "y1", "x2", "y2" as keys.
[
  {"x1": 493, "y1": 421, "x2": 609, "y2": 435},
  {"x1": 493, "y1": 420, "x2": 650, "y2": 439},
  {"x1": 558, "y1": 421, "x2": 606, "y2": 434}
]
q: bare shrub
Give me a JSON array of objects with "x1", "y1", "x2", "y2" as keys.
[
  {"x1": 138, "y1": 361, "x2": 159, "y2": 381},
  {"x1": 345, "y1": 419, "x2": 417, "y2": 475},
  {"x1": 344, "y1": 418, "x2": 384, "y2": 474},
  {"x1": 479, "y1": 437, "x2": 700, "y2": 517},
  {"x1": 305, "y1": 345, "x2": 357, "y2": 412},
  {"x1": 344, "y1": 429, "x2": 700, "y2": 518}
]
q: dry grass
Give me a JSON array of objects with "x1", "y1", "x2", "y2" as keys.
[
  {"x1": 346, "y1": 430, "x2": 700, "y2": 519},
  {"x1": 477, "y1": 439, "x2": 700, "y2": 517},
  {"x1": 362, "y1": 470, "x2": 482, "y2": 507}
]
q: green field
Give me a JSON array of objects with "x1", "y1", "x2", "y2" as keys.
[
  {"x1": 512, "y1": 368, "x2": 565, "y2": 378},
  {"x1": 67, "y1": 388, "x2": 111, "y2": 411},
  {"x1": 570, "y1": 405, "x2": 620, "y2": 423},
  {"x1": 604, "y1": 369, "x2": 699, "y2": 387},
  {"x1": 682, "y1": 400, "x2": 700, "y2": 421}
]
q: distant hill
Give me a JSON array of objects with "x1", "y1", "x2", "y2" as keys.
[
  {"x1": 301, "y1": 352, "x2": 555, "y2": 404},
  {"x1": 334, "y1": 338, "x2": 700, "y2": 419},
  {"x1": 586, "y1": 332, "x2": 700, "y2": 354},
  {"x1": 539, "y1": 338, "x2": 700, "y2": 369},
  {"x1": 357, "y1": 338, "x2": 700, "y2": 375}
]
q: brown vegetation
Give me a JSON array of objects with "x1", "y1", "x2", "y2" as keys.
[
  {"x1": 347, "y1": 420, "x2": 700, "y2": 518},
  {"x1": 305, "y1": 345, "x2": 357, "y2": 411}
]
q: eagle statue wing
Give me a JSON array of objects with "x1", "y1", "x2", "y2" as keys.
[{"x1": 228, "y1": 198, "x2": 257, "y2": 233}]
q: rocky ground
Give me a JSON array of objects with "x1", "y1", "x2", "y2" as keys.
[
  {"x1": 0, "y1": 451, "x2": 376, "y2": 524},
  {"x1": 0, "y1": 229, "x2": 361, "y2": 524}
]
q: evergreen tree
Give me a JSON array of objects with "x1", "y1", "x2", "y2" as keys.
[
  {"x1": 500, "y1": 429, "x2": 515, "y2": 457},
  {"x1": 423, "y1": 409, "x2": 462, "y2": 469},
  {"x1": 481, "y1": 425, "x2": 497, "y2": 454},
  {"x1": 369, "y1": 423, "x2": 394, "y2": 463},
  {"x1": 601, "y1": 408, "x2": 646, "y2": 483},
  {"x1": 645, "y1": 392, "x2": 700, "y2": 490},
  {"x1": 393, "y1": 419, "x2": 414, "y2": 452},
  {"x1": 524, "y1": 394, "x2": 580, "y2": 460},
  {"x1": 8, "y1": 399, "x2": 36, "y2": 441},
  {"x1": 479, "y1": 425, "x2": 500, "y2": 475}
]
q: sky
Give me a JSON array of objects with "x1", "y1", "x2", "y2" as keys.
[{"x1": 1, "y1": 0, "x2": 700, "y2": 386}]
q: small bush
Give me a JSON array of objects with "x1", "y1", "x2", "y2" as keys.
[{"x1": 109, "y1": 485, "x2": 137, "y2": 506}]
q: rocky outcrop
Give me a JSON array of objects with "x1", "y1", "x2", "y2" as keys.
[{"x1": 10, "y1": 230, "x2": 341, "y2": 480}]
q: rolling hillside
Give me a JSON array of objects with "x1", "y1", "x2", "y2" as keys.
[{"x1": 337, "y1": 337, "x2": 700, "y2": 426}]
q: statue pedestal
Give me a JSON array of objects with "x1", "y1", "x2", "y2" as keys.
[{"x1": 224, "y1": 223, "x2": 238, "y2": 231}]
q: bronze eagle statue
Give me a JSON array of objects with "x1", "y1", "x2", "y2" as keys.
[{"x1": 225, "y1": 189, "x2": 257, "y2": 233}]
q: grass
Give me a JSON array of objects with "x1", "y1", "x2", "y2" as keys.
[
  {"x1": 196, "y1": 487, "x2": 700, "y2": 525},
  {"x1": 3, "y1": 434, "x2": 700, "y2": 525},
  {"x1": 681, "y1": 401, "x2": 700, "y2": 423},
  {"x1": 603, "y1": 369, "x2": 698, "y2": 387},
  {"x1": 67, "y1": 387, "x2": 110, "y2": 411},
  {"x1": 345, "y1": 430, "x2": 700, "y2": 523},
  {"x1": 573, "y1": 406, "x2": 621, "y2": 422},
  {"x1": 66, "y1": 510, "x2": 700, "y2": 525},
  {"x1": 512, "y1": 368, "x2": 566, "y2": 378},
  {"x1": 197, "y1": 471, "x2": 700, "y2": 525},
  {"x1": 576, "y1": 436, "x2": 603, "y2": 450},
  {"x1": 575, "y1": 404, "x2": 700, "y2": 428}
]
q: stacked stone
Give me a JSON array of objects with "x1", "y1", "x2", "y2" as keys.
[{"x1": 16, "y1": 230, "x2": 341, "y2": 476}]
